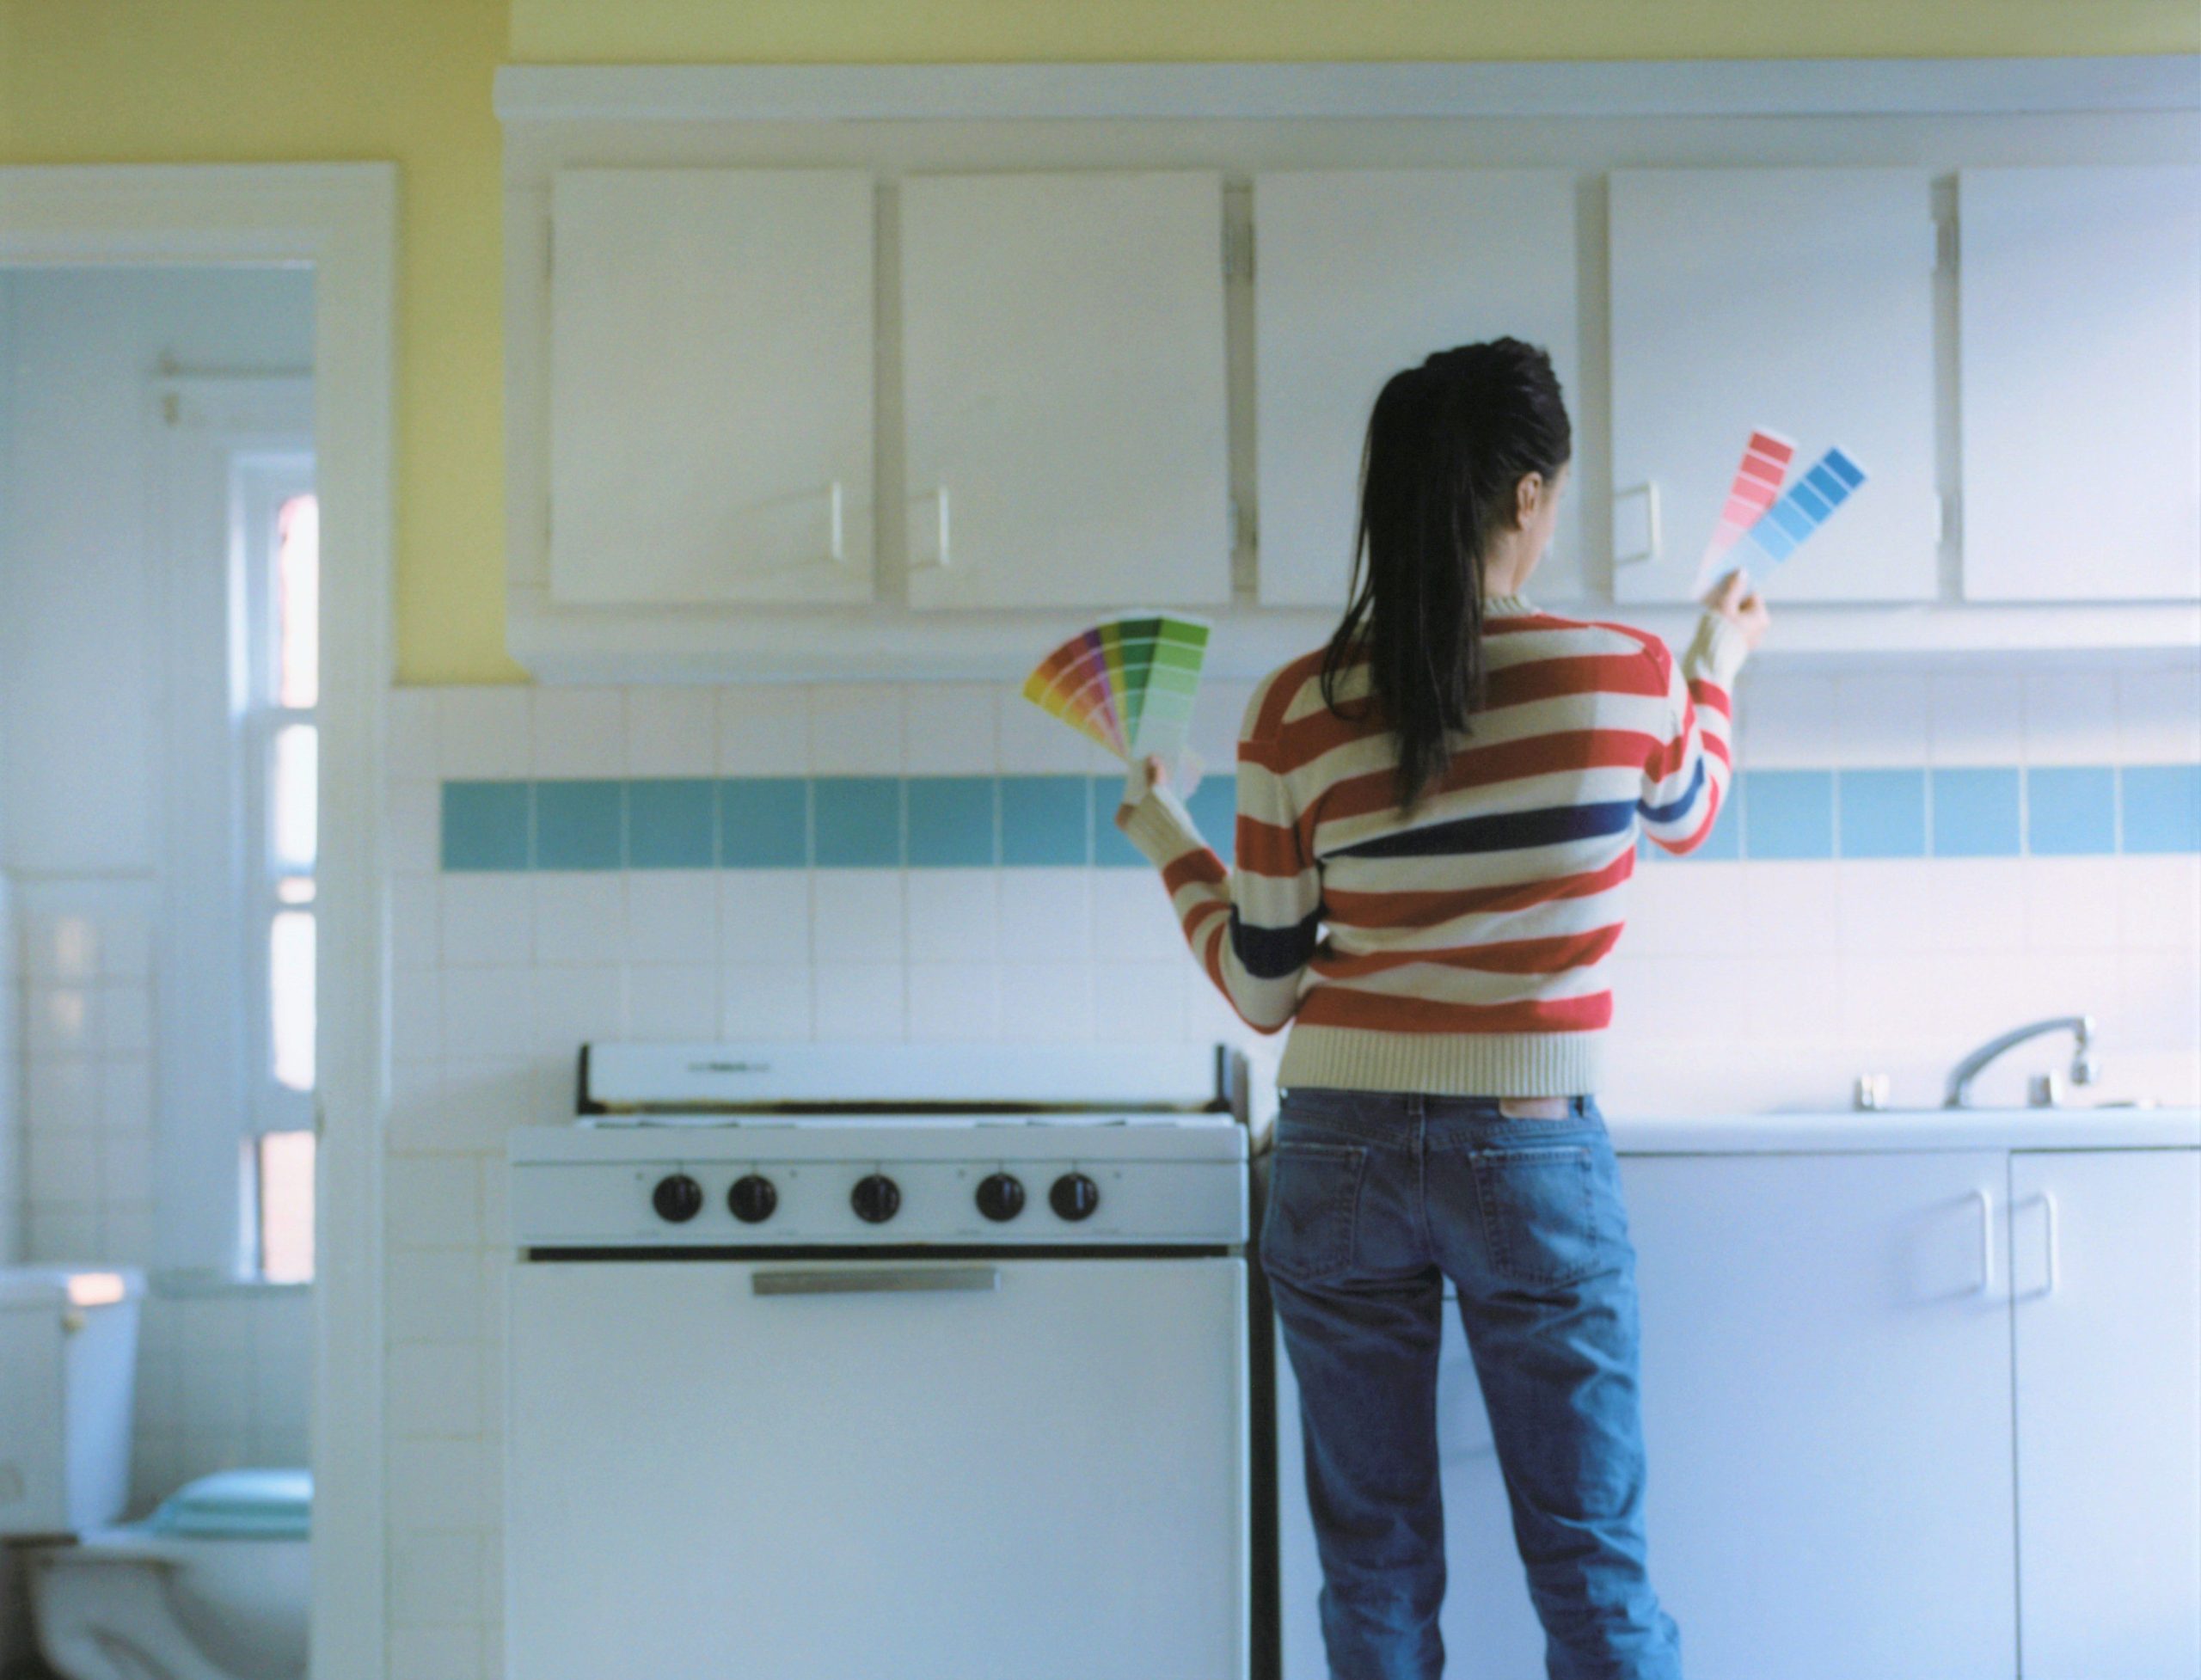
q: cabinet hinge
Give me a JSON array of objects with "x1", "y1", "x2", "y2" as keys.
[
  {"x1": 1230, "y1": 494, "x2": 1258, "y2": 553},
  {"x1": 1223, "y1": 221, "x2": 1254, "y2": 281},
  {"x1": 1936, "y1": 217, "x2": 1959, "y2": 273},
  {"x1": 1937, "y1": 490, "x2": 1959, "y2": 549}
]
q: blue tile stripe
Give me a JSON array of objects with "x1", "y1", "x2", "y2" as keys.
[{"x1": 438, "y1": 765, "x2": 2198, "y2": 872}]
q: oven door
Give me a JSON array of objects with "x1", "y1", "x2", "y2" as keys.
[{"x1": 507, "y1": 1256, "x2": 1248, "y2": 1680}]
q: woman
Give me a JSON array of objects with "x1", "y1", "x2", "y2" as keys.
[{"x1": 1115, "y1": 337, "x2": 1767, "y2": 1680}]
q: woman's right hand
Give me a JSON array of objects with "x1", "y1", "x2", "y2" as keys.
[{"x1": 1705, "y1": 569, "x2": 1771, "y2": 650}]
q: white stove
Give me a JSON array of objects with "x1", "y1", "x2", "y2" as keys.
[{"x1": 505, "y1": 1043, "x2": 1254, "y2": 1680}]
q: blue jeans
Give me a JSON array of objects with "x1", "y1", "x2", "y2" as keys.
[{"x1": 1261, "y1": 1087, "x2": 1683, "y2": 1680}]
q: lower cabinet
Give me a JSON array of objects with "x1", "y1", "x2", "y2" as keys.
[
  {"x1": 2010, "y1": 1150, "x2": 2201, "y2": 1680},
  {"x1": 1272, "y1": 1145, "x2": 2201, "y2": 1680}
]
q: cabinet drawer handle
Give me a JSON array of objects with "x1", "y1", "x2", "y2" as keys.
[
  {"x1": 752, "y1": 1265, "x2": 997, "y2": 1297},
  {"x1": 1613, "y1": 481, "x2": 1661, "y2": 566},
  {"x1": 1970, "y1": 1186, "x2": 1995, "y2": 1295},
  {"x1": 909, "y1": 484, "x2": 952, "y2": 571},
  {"x1": 2014, "y1": 1191, "x2": 2060, "y2": 1300}
]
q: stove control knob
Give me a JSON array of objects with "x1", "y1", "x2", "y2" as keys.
[
  {"x1": 728, "y1": 1174, "x2": 778, "y2": 1224},
  {"x1": 651, "y1": 1173, "x2": 704, "y2": 1224},
  {"x1": 976, "y1": 1173, "x2": 1026, "y2": 1223},
  {"x1": 851, "y1": 1174, "x2": 901, "y2": 1224},
  {"x1": 1049, "y1": 1172, "x2": 1100, "y2": 1223}
]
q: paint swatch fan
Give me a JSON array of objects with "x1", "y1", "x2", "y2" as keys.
[
  {"x1": 1022, "y1": 614, "x2": 1211, "y2": 771},
  {"x1": 1695, "y1": 427, "x2": 1870, "y2": 592}
]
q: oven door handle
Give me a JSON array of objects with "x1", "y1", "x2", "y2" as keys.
[{"x1": 751, "y1": 1265, "x2": 1000, "y2": 1297}]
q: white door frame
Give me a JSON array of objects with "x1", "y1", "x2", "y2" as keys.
[{"x1": 0, "y1": 163, "x2": 395, "y2": 1680}]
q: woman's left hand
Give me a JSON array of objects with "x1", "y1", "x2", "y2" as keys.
[{"x1": 1117, "y1": 753, "x2": 1168, "y2": 824}]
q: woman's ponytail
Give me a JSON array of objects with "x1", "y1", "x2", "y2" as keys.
[{"x1": 1319, "y1": 338, "x2": 1572, "y2": 812}]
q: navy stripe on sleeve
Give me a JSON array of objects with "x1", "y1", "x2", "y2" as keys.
[
  {"x1": 1638, "y1": 758, "x2": 1707, "y2": 826},
  {"x1": 1229, "y1": 904, "x2": 1322, "y2": 979}
]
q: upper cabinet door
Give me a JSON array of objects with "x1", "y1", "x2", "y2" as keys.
[
  {"x1": 1608, "y1": 169, "x2": 1939, "y2": 604},
  {"x1": 1959, "y1": 167, "x2": 2201, "y2": 603},
  {"x1": 1254, "y1": 171, "x2": 1581, "y2": 610},
  {"x1": 898, "y1": 171, "x2": 1230, "y2": 612},
  {"x1": 549, "y1": 168, "x2": 876, "y2": 607}
]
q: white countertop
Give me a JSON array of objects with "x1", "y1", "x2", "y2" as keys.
[{"x1": 1605, "y1": 1106, "x2": 2201, "y2": 1154}]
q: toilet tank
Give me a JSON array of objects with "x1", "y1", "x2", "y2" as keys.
[{"x1": 0, "y1": 1267, "x2": 144, "y2": 1538}]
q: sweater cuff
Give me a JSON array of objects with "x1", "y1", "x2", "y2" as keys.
[
  {"x1": 1118, "y1": 784, "x2": 1205, "y2": 869},
  {"x1": 1683, "y1": 610, "x2": 1750, "y2": 691}
]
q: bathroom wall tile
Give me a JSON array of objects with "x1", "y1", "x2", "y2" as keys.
[
  {"x1": 2122, "y1": 763, "x2": 2201, "y2": 855},
  {"x1": 719, "y1": 870, "x2": 812, "y2": 966},
  {"x1": 998, "y1": 870, "x2": 1091, "y2": 963},
  {"x1": 625, "y1": 874, "x2": 718, "y2": 966},
  {"x1": 906, "y1": 870, "x2": 999, "y2": 965},
  {"x1": 389, "y1": 1156, "x2": 482, "y2": 1250},
  {"x1": 812, "y1": 777, "x2": 902, "y2": 868},
  {"x1": 721, "y1": 966, "x2": 815, "y2": 1040},
  {"x1": 1742, "y1": 769, "x2": 1834, "y2": 860},
  {"x1": 2120, "y1": 947, "x2": 2201, "y2": 1052},
  {"x1": 623, "y1": 966, "x2": 722, "y2": 1042},
  {"x1": 903, "y1": 684, "x2": 999, "y2": 775},
  {"x1": 387, "y1": 688, "x2": 441, "y2": 782},
  {"x1": 2026, "y1": 766, "x2": 2116, "y2": 855},
  {"x1": 390, "y1": 966, "x2": 444, "y2": 1063},
  {"x1": 719, "y1": 778, "x2": 809, "y2": 868},
  {"x1": 813, "y1": 964, "x2": 907, "y2": 1039},
  {"x1": 626, "y1": 779, "x2": 716, "y2": 869},
  {"x1": 390, "y1": 1532, "x2": 486, "y2": 1627},
  {"x1": 533, "y1": 781, "x2": 624, "y2": 871},
  {"x1": 531, "y1": 965, "x2": 624, "y2": 1058},
  {"x1": 997, "y1": 962, "x2": 1094, "y2": 1041},
  {"x1": 2117, "y1": 666, "x2": 2201, "y2": 763},
  {"x1": 2117, "y1": 856, "x2": 2201, "y2": 950},
  {"x1": 441, "y1": 876, "x2": 534, "y2": 967},
  {"x1": 530, "y1": 688, "x2": 625, "y2": 777},
  {"x1": 1836, "y1": 860, "x2": 1942, "y2": 957},
  {"x1": 810, "y1": 686, "x2": 904, "y2": 774},
  {"x1": 623, "y1": 687, "x2": 716, "y2": 776},
  {"x1": 1093, "y1": 778, "x2": 1146, "y2": 868},
  {"x1": 1735, "y1": 672, "x2": 1840, "y2": 768},
  {"x1": 391, "y1": 1436, "x2": 492, "y2": 1536},
  {"x1": 390, "y1": 778, "x2": 442, "y2": 875},
  {"x1": 2024, "y1": 858, "x2": 2123, "y2": 952},
  {"x1": 1837, "y1": 769, "x2": 1926, "y2": 859},
  {"x1": 1741, "y1": 861, "x2": 1844, "y2": 955},
  {"x1": 716, "y1": 686, "x2": 811, "y2": 775},
  {"x1": 531, "y1": 875, "x2": 624, "y2": 966},
  {"x1": 1091, "y1": 869, "x2": 1182, "y2": 963},
  {"x1": 905, "y1": 964, "x2": 1003, "y2": 1040},
  {"x1": 1833, "y1": 674, "x2": 1930, "y2": 766},
  {"x1": 1094, "y1": 961, "x2": 1192, "y2": 1042},
  {"x1": 388, "y1": 1250, "x2": 488, "y2": 1346},
  {"x1": 1001, "y1": 776, "x2": 1090, "y2": 866},
  {"x1": 1738, "y1": 954, "x2": 1845, "y2": 1044},
  {"x1": 1931, "y1": 768, "x2": 2021, "y2": 857},
  {"x1": 436, "y1": 689, "x2": 529, "y2": 779},
  {"x1": 2020, "y1": 670, "x2": 2120, "y2": 764},
  {"x1": 441, "y1": 782, "x2": 530, "y2": 872},
  {"x1": 905, "y1": 776, "x2": 998, "y2": 867},
  {"x1": 1928, "y1": 858, "x2": 2026, "y2": 953},
  {"x1": 812, "y1": 870, "x2": 904, "y2": 965},
  {"x1": 438, "y1": 968, "x2": 536, "y2": 1061},
  {"x1": 1928, "y1": 675, "x2": 2025, "y2": 765}
]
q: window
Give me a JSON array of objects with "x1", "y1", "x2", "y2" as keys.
[{"x1": 241, "y1": 476, "x2": 318, "y2": 1283}]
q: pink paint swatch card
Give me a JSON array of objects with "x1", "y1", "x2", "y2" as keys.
[{"x1": 1695, "y1": 428, "x2": 1797, "y2": 592}]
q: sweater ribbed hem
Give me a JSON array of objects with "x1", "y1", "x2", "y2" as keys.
[
  {"x1": 1278, "y1": 1024, "x2": 1603, "y2": 1098},
  {"x1": 1683, "y1": 610, "x2": 1750, "y2": 689},
  {"x1": 1119, "y1": 784, "x2": 1202, "y2": 869}
]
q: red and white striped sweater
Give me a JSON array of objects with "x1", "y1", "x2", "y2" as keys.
[{"x1": 1119, "y1": 595, "x2": 1750, "y2": 1095}]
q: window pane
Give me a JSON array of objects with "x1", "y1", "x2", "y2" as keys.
[
  {"x1": 277, "y1": 493, "x2": 319, "y2": 709},
  {"x1": 272, "y1": 723, "x2": 317, "y2": 871},
  {"x1": 276, "y1": 876, "x2": 316, "y2": 905},
  {"x1": 271, "y1": 911, "x2": 316, "y2": 1092},
  {"x1": 258, "y1": 1130, "x2": 316, "y2": 1285}
]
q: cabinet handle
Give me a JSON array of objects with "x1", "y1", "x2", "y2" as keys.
[
  {"x1": 1970, "y1": 1186, "x2": 1996, "y2": 1295},
  {"x1": 825, "y1": 479, "x2": 845, "y2": 563},
  {"x1": 751, "y1": 1265, "x2": 997, "y2": 1297},
  {"x1": 2014, "y1": 1191, "x2": 2060, "y2": 1300},
  {"x1": 1613, "y1": 481, "x2": 1661, "y2": 566},
  {"x1": 909, "y1": 484, "x2": 952, "y2": 571}
]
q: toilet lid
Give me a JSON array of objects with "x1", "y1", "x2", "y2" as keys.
[{"x1": 147, "y1": 1469, "x2": 311, "y2": 1539}]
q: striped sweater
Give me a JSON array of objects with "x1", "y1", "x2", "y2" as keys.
[{"x1": 1118, "y1": 594, "x2": 1750, "y2": 1096}]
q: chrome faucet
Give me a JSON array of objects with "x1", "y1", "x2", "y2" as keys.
[{"x1": 1943, "y1": 1015, "x2": 2098, "y2": 1109}]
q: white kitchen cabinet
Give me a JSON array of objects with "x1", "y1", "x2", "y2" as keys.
[
  {"x1": 2009, "y1": 1149, "x2": 2201, "y2": 1679},
  {"x1": 548, "y1": 168, "x2": 875, "y2": 606},
  {"x1": 1253, "y1": 170, "x2": 1581, "y2": 609},
  {"x1": 1959, "y1": 167, "x2": 2201, "y2": 603},
  {"x1": 1608, "y1": 169, "x2": 1940, "y2": 604},
  {"x1": 1278, "y1": 1150, "x2": 2018, "y2": 1678},
  {"x1": 898, "y1": 170, "x2": 1231, "y2": 611}
]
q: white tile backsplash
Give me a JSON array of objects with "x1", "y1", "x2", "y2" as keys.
[
  {"x1": 529, "y1": 687, "x2": 625, "y2": 776},
  {"x1": 623, "y1": 686, "x2": 717, "y2": 776}
]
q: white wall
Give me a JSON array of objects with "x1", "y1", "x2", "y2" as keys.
[{"x1": 0, "y1": 265, "x2": 316, "y2": 1518}]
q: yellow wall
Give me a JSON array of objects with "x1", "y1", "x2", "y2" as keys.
[{"x1": 4, "y1": 2, "x2": 2196, "y2": 682}]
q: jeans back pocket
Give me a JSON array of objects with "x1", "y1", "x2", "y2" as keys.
[
  {"x1": 1472, "y1": 1143, "x2": 1608, "y2": 1288},
  {"x1": 1260, "y1": 1139, "x2": 1368, "y2": 1286}
]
